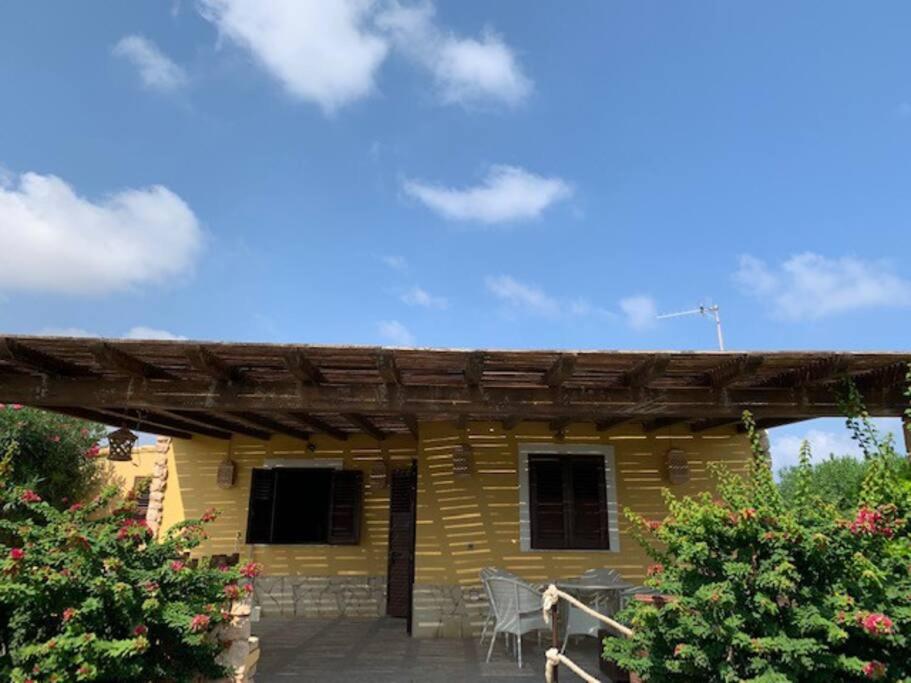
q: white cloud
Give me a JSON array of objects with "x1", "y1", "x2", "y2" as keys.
[
  {"x1": 377, "y1": 2, "x2": 531, "y2": 107},
  {"x1": 401, "y1": 286, "x2": 447, "y2": 309},
  {"x1": 112, "y1": 35, "x2": 188, "y2": 92},
  {"x1": 0, "y1": 170, "x2": 203, "y2": 295},
  {"x1": 485, "y1": 275, "x2": 559, "y2": 316},
  {"x1": 734, "y1": 253, "x2": 911, "y2": 320},
  {"x1": 123, "y1": 326, "x2": 186, "y2": 340},
  {"x1": 403, "y1": 165, "x2": 572, "y2": 224},
  {"x1": 381, "y1": 254, "x2": 407, "y2": 271},
  {"x1": 620, "y1": 295, "x2": 657, "y2": 331},
  {"x1": 378, "y1": 320, "x2": 415, "y2": 345},
  {"x1": 197, "y1": 0, "x2": 388, "y2": 112},
  {"x1": 35, "y1": 327, "x2": 94, "y2": 338}
]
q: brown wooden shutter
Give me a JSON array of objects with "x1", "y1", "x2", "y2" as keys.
[
  {"x1": 529, "y1": 455, "x2": 568, "y2": 549},
  {"x1": 568, "y1": 456, "x2": 609, "y2": 549},
  {"x1": 245, "y1": 468, "x2": 276, "y2": 543},
  {"x1": 328, "y1": 469, "x2": 363, "y2": 545}
]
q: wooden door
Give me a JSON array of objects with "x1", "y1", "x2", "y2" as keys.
[{"x1": 386, "y1": 461, "x2": 417, "y2": 631}]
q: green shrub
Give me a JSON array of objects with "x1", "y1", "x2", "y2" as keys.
[
  {"x1": 0, "y1": 405, "x2": 106, "y2": 508},
  {"x1": 0, "y1": 451, "x2": 261, "y2": 682},
  {"x1": 778, "y1": 454, "x2": 869, "y2": 513},
  {"x1": 603, "y1": 381, "x2": 911, "y2": 682}
]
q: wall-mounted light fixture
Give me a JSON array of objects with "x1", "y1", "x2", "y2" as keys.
[
  {"x1": 666, "y1": 447, "x2": 690, "y2": 485},
  {"x1": 107, "y1": 426, "x2": 138, "y2": 462}
]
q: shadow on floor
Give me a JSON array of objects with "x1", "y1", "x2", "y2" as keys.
[{"x1": 252, "y1": 616, "x2": 609, "y2": 682}]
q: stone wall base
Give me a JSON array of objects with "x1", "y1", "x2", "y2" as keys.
[
  {"x1": 411, "y1": 583, "x2": 488, "y2": 639},
  {"x1": 253, "y1": 575, "x2": 386, "y2": 618}
]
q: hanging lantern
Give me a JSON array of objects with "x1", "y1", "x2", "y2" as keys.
[
  {"x1": 453, "y1": 444, "x2": 472, "y2": 477},
  {"x1": 107, "y1": 426, "x2": 138, "y2": 462},
  {"x1": 217, "y1": 458, "x2": 237, "y2": 489},
  {"x1": 665, "y1": 447, "x2": 690, "y2": 485}
]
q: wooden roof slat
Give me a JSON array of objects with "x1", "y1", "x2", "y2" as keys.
[
  {"x1": 53, "y1": 407, "x2": 194, "y2": 440},
  {"x1": 463, "y1": 352, "x2": 485, "y2": 388},
  {"x1": 187, "y1": 346, "x2": 245, "y2": 383},
  {"x1": 501, "y1": 415, "x2": 521, "y2": 430},
  {"x1": 759, "y1": 354, "x2": 851, "y2": 388},
  {"x1": 544, "y1": 354, "x2": 577, "y2": 388},
  {"x1": 690, "y1": 417, "x2": 740, "y2": 432},
  {"x1": 0, "y1": 338, "x2": 95, "y2": 377},
  {"x1": 402, "y1": 414, "x2": 419, "y2": 439},
  {"x1": 285, "y1": 411, "x2": 349, "y2": 441},
  {"x1": 377, "y1": 351, "x2": 402, "y2": 386},
  {"x1": 706, "y1": 355, "x2": 765, "y2": 388},
  {"x1": 89, "y1": 342, "x2": 178, "y2": 380},
  {"x1": 283, "y1": 350, "x2": 325, "y2": 385},
  {"x1": 642, "y1": 417, "x2": 687, "y2": 433},
  {"x1": 166, "y1": 410, "x2": 271, "y2": 441},
  {"x1": 225, "y1": 412, "x2": 311, "y2": 440},
  {"x1": 342, "y1": 413, "x2": 387, "y2": 440},
  {"x1": 596, "y1": 417, "x2": 629, "y2": 432},
  {"x1": 622, "y1": 356, "x2": 671, "y2": 389}
]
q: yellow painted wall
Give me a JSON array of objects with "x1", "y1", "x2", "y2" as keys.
[
  {"x1": 161, "y1": 435, "x2": 418, "y2": 578},
  {"x1": 415, "y1": 421, "x2": 752, "y2": 588},
  {"x1": 97, "y1": 444, "x2": 159, "y2": 496}
]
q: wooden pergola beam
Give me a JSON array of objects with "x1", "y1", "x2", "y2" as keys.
[
  {"x1": 283, "y1": 350, "x2": 325, "y2": 385},
  {"x1": 706, "y1": 355, "x2": 764, "y2": 389},
  {"x1": 402, "y1": 414, "x2": 419, "y2": 439},
  {"x1": 903, "y1": 415, "x2": 911, "y2": 458},
  {"x1": 642, "y1": 417, "x2": 687, "y2": 433},
  {"x1": 0, "y1": 338, "x2": 95, "y2": 377},
  {"x1": 53, "y1": 407, "x2": 194, "y2": 440},
  {"x1": 165, "y1": 410, "x2": 271, "y2": 440},
  {"x1": 224, "y1": 412, "x2": 311, "y2": 441},
  {"x1": 89, "y1": 342, "x2": 177, "y2": 380},
  {"x1": 760, "y1": 354, "x2": 851, "y2": 389},
  {"x1": 3, "y1": 374, "x2": 905, "y2": 418},
  {"x1": 108, "y1": 408, "x2": 231, "y2": 440},
  {"x1": 544, "y1": 354, "x2": 577, "y2": 388},
  {"x1": 736, "y1": 417, "x2": 806, "y2": 433},
  {"x1": 463, "y1": 352, "x2": 485, "y2": 388},
  {"x1": 187, "y1": 346, "x2": 245, "y2": 383},
  {"x1": 501, "y1": 415, "x2": 521, "y2": 431},
  {"x1": 342, "y1": 413, "x2": 387, "y2": 440},
  {"x1": 377, "y1": 351, "x2": 402, "y2": 386},
  {"x1": 622, "y1": 356, "x2": 671, "y2": 389},
  {"x1": 285, "y1": 411, "x2": 348, "y2": 441},
  {"x1": 549, "y1": 417, "x2": 571, "y2": 437}
]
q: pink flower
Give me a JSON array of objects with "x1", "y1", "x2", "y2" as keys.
[
  {"x1": 11, "y1": 404, "x2": 22, "y2": 411},
  {"x1": 62, "y1": 608, "x2": 76, "y2": 623},
  {"x1": 80, "y1": 428, "x2": 89, "y2": 437},
  {"x1": 862, "y1": 613, "x2": 894, "y2": 636},
  {"x1": 49, "y1": 435, "x2": 60, "y2": 443},
  {"x1": 646, "y1": 563, "x2": 664, "y2": 577},
  {"x1": 189, "y1": 614, "x2": 210, "y2": 633},
  {"x1": 673, "y1": 644, "x2": 685, "y2": 656},
  {"x1": 9, "y1": 548, "x2": 24, "y2": 561},
  {"x1": 740, "y1": 508, "x2": 757, "y2": 521},
  {"x1": 84, "y1": 444, "x2": 101, "y2": 459},
  {"x1": 170, "y1": 560, "x2": 185, "y2": 572},
  {"x1": 20, "y1": 490, "x2": 41, "y2": 504},
  {"x1": 200, "y1": 508, "x2": 218, "y2": 523},
  {"x1": 646, "y1": 520, "x2": 662, "y2": 531},
  {"x1": 223, "y1": 583, "x2": 242, "y2": 600},
  {"x1": 240, "y1": 562, "x2": 263, "y2": 579},
  {"x1": 133, "y1": 624, "x2": 148, "y2": 636},
  {"x1": 863, "y1": 661, "x2": 886, "y2": 679},
  {"x1": 67, "y1": 503, "x2": 83, "y2": 512},
  {"x1": 243, "y1": 583, "x2": 254, "y2": 594}
]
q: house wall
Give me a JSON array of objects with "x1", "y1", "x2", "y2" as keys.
[
  {"x1": 162, "y1": 421, "x2": 752, "y2": 637},
  {"x1": 96, "y1": 443, "x2": 160, "y2": 496},
  {"x1": 160, "y1": 434, "x2": 417, "y2": 618},
  {"x1": 411, "y1": 421, "x2": 752, "y2": 638}
]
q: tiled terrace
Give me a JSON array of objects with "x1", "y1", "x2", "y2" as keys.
[{"x1": 252, "y1": 616, "x2": 608, "y2": 682}]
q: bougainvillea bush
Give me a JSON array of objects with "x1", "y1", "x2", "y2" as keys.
[
  {"x1": 603, "y1": 382, "x2": 911, "y2": 682},
  {"x1": 0, "y1": 450, "x2": 261, "y2": 682},
  {"x1": 0, "y1": 404, "x2": 106, "y2": 507}
]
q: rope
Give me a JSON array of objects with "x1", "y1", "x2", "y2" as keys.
[
  {"x1": 540, "y1": 583, "x2": 634, "y2": 639},
  {"x1": 544, "y1": 648, "x2": 601, "y2": 683}
]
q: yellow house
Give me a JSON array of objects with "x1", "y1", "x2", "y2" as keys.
[{"x1": 1, "y1": 336, "x2": 907, "y2": 638}]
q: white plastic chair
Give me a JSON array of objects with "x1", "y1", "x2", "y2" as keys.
[
  {"x1": 561, "y1": 569, "x2": 630, "y2": 653},
  {"x1": 484, "y1": 576, "x2": 548, "y2": 668},
  {"x1": 479, "y1": 567, "x2": 522, "y2": 649}
]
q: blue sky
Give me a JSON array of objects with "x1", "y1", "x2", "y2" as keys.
[{"x1": 0, "y1": 1, "x2": 908, "y2": 468}]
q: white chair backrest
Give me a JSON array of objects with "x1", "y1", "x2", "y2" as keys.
[
  {"x1": 486, "y1": 576, "x2": 542, "y2": 619},
  {"x1": 579, "y1": 568, "x2": 627, "y2": 587}
]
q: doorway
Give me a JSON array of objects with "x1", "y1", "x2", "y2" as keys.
[{"x1": 386, "y1": 461, "x2": 417, "y2": 633}]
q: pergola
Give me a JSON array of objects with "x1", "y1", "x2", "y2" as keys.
[{"x1": 0, "y1": 335, "x2": 907, "y2": 443}]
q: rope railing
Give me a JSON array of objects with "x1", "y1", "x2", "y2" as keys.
[{"x1": 540, "y1": 583, "x2": 633, "y2": 683}]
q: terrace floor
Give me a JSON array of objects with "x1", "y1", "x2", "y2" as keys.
[{"x1": 252, "y1": 616, "x2": 609, "y2": 682}]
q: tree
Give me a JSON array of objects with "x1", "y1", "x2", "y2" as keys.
[
  {"x1": 0, "y1": 451, "x2": 259, "y2": 682},
  {"x1": 778, "y1": 454, "x2": 868, "y2": 513},
  {"x1": 0, "y1": 405, "x2": 106, "y2": 508},
  {"x1": 603, "y1": 377, "x2": 911, "y2": 682}
]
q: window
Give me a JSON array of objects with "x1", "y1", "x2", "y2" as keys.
[
  {"x1": 528, "y1": 454, "x2": 610, "y2": 550},
  {"x1": 245, "y1": 467, "x2": 363, "y2": 545}
]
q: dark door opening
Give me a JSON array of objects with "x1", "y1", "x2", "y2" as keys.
[{"x1": 386, "y1": 461, "x2": 417, "y2": 633}]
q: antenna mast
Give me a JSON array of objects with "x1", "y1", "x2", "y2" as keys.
[{"x1": 656, "y1": 304, "x2": 725, "y2": 351}]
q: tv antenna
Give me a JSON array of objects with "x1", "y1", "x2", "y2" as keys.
[{"x1": 657, "y1": 304, "x2": 725, "y2": 351}]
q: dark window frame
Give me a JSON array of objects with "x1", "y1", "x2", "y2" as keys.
[
  {"x1": 245, "y1": 467, "x2": 363, "y2": 546},
  {"x1": 528, "y1": 454, "x2": 610, "y2": 550}
]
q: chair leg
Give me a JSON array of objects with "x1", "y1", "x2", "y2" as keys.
[
  {"x1": 517, "y1": 633, "x2": 523, "y2": 669},
  {"x1": 479, "y1": 615, "x2": 491, "y2": 645},
  {"x1": 486, "y1": 628, "x2": 498, "y2": 663}
]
